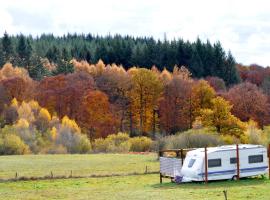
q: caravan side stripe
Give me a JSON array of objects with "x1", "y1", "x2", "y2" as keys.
[{"x1": 199, "y1": 166, "x2": 268, "y2": 176}]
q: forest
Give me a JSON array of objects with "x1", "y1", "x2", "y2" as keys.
[{"x1": 1, "y1": 32, "x2": 270, "y2": 154}]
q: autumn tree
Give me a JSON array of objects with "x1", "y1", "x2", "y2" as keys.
[
  {"x1": 191, "y1": 79, "x2": 216, "y2": 119},
  {"x1": 80, "y1": 90, "x2": 118, "y2": 139},
  {"x1": 36, "y1": 72, "x2": 95, "y2": 119},
  {"x1": 128, "y1": 68, "x2": 163, "y2": 136},
  {"x1": 225, "y1": 82, "x2": 270, "y2": 127},
  {"x1": 96, "y1": 64, "x2": 131, "y2": 132},
  {"x1": 159, "y1": 76, "x2": 193, "y2": 134},
  {"x1": 200, "y1": 96, "x2": 246, "y2": 139},
  {"x1": 206, "y1": 76, "x2": 226, "y2": 92}
]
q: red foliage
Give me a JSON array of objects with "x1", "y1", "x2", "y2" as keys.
[
  {"x1": 225, "y1": 82, "x2": 270, "y2": 127},
  {"x1": 159, "y1": 77, "x2": 193, "y2": 134},
  {"x1": 36, "y1": 72, "x2": 95, "y2": 119},
  {"x1": 237, "y1": 64, "x2": 270, "y2": 86},
  {"x1": 0, "y1": 77, "x2": 34, "y2": 102},
  {"x1": 80, "y1": 90, "x2": 119, "y2": 138}
]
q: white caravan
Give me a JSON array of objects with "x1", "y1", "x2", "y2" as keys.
[{"x1": 160, "y1": 144, "x2": 269, "y2": 183}]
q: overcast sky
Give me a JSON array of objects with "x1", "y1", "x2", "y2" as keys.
[{"x1": 0, "y1": 0, "x2": 270, "y2": 66}]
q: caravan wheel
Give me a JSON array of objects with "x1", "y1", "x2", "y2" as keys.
[{"x1": 231, "y1": 175, "x2": 238, "y2": 181}]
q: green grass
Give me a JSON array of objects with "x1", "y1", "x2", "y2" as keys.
[
  {"x1": 0, "y1": 175, "x2": 269, "y2": 200},
  {"x1": 0, "y1": 154, "x2": 159, "y2": 179},
  {"x1": 0, "y1": 154, "x2": 269, "y2": 200}
]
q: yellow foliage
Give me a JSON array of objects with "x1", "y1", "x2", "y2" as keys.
[
  {"x1": 127, "y1": 66, "x2": 138, "y2": 76},
  {"x1": 38, "y1": 108, "x2": 51, "y2": 122},
  {"x1": 0, "y1": 63, "x2": 30, "y2": 81},
  {"x1": 17, "y1": 101, "x2": 35, "y2": 122},
  {"x1": 96, "y1": 59, "x2": 105, "y2": 76},
  {"x1": 61, "y1": 115, "x2": 81, "y2": 133},
  {"x1": 173, "y1": 65, "x2": 192, "y2": 80},
  {"x1": 245, "y1": 120, "x2": 263, "y2": 144},
  {"x1": 129, "y1": 68, "x2": 163, "y2": 134},
  {"x1": 10, "y1": 98, "x2": 18, "y2": 108},
  {"x1": 200, "y1": 97, "x2": 246, "y2": 139},
  {"x1": 28, "y1": 100, "x2": 40, "y2": 111},
  {"x1": 160, "y1": 68, "x2": 172, "y2": 85},
  {"x1": 50, "y1": 127, "x2": 57, "y2": 141},
  {"x1": 16, "y1": 118, "x2": 30, "y2": 129}
]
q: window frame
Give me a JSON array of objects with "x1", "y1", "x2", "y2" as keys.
[
  {"x1": 208, "y1": 158, "x2": 222, "y2": 168},
  {"x1": 230, "y1": 157, "x2": 237, "y2": 164},
  {"x1": 188, "y1": 159, "x2": 196, "y2": 168},
  {"x1": 248, "y1": 155, "x2": 263, "y2": 164}
]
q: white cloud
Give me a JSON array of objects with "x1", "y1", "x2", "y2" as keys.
[{"x1": 0, "y1": 0, "x2": 270, "y2": 66}]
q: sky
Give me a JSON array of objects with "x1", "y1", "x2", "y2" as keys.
[{"x1": 0, "y1": 0, "x2": 270, "y2": 66}]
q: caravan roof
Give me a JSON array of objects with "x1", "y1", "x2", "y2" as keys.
[{"x1": 187, "y1": 144, "x2": 265, "y2": 156}]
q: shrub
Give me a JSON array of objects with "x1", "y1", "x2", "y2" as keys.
[
  {"x1": 0, "y1": 134, "x2": 30, "y2": 155},
  {"x1": 129, "y1": 137, "x2": 153, "y2": 152},
  {"x1": 156, "y1": 129, "x2": 224, "y2": 151},
  {"x1": 107, "y1": 140, "x2": 131, "y2": 153},
  {"x1": 56, "y1": 127, "x2": 91, "y2": 153},
  {"x1": 106, "y1": 132, "x2": 130, "y2": 145},
  {"x1": 93, "y1": 138, "x2": 109, "y2": 153},
  {"x1": 93, "y1": 133, "x2": 131, "y2": 153},
  {"x1": 245, "y1": 121, "x2": 264, "y2": 144},
  {"x1": 41, "y1": 145, "x2": 68, "y2": 154}
]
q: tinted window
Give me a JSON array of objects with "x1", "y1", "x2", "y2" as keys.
[
  {"x1": 208, "y1": 159, "x2": 222, "y2": 168},
  {"x1": 230, "y1": 157, "x2": 237, "y2": 164},
  {"x1": 248, "y1": 155, "x2": 263, "y2": 163},
  {"x1": 188, "y1": 159, "x2": 196, "y2": 168}
]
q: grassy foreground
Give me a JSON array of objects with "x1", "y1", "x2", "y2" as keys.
[
  {"x1": 0, "y1": 174, "x2": 269, "y2": 200},
  {"x1": 0, "y1": 154, "x2": 159, "y2": 179},
  {"x1": 0, "y1": 154, "x2": 269, "y2": 200}
]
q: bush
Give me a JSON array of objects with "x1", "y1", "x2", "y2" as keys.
[
  {"x1": 107, "y1": 132, "x2": 130, "y2": 145},
  {"x1": 0, "y1": 134, "x2": 30, "y2": 155},
  {"x1": 107, "y1": 140, "x2": 131, "y2": 153},
  {"x1": 156, "y1": 129, "x2": 224, "y2": 151},
  {"x1": 93, "y1": 133, "x2": 131, "y2": 153},
  {"x1": 129, "y1": 137, "x2": 153, "y2": 152},
  {"x1": 41, "y1": 145, "x2": 68, "y2": 154},
  {"x1": 93, "y1": 138, "x2": 109, "y2": 153},
  {"x1": 56, "y1": 127, "x2": 91, "y2": 153}
]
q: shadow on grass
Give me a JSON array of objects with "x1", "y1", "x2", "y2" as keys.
[{"x1": 151, "y1": 176, "x2": 269, "y2": 190}]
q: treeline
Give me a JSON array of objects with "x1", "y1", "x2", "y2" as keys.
[
  {"x1": 0, "y1": 61, "x2": 269, "y2": 140},
  {"x1": 0, "y1": 32, "x2": 240, "y2": 85}
]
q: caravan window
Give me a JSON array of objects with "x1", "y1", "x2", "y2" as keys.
[
  {"x1": 208, "y1": 159, "x2": 221, "y2": 168},
  {"x1": 188, "y1": 159, "x2": 196, "y2": 168},
  {"x1": 248, "y1": 155, "x2": 263, "y2": 163},
  {"x1": 230, "y1": 157, "x2": 237, "y2": 164}
]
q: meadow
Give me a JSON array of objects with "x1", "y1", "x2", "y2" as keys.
[
  {"x1": 0, "y1": 154, "x2": 159, "y2": 179},
  {"x1": 0, "y1": 154, "x2": 269, "y2": 200},
  {"x1": 0, "y1": 174, "x2": 269, "y2": 200}
]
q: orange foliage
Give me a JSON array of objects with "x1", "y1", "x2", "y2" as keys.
[{"x1": 80, "y1": 90, "x2": 118, "y2": 139}]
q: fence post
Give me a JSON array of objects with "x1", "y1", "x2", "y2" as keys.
[
  {"x1": 159, "y1": 150, "x2": 162, "y2": 184},
  {"x1": 268, "y1": 144, "x2": 270, "y2": 179},
  {"x1": 236, "y1": 144, "x2": 240, "y2": 180},
  {"x1": 180, "y1": 149, "x2": 184, "y2": 166},
  {"x1": 204, "y1": 147, "x2": 208, "y2": 184}
]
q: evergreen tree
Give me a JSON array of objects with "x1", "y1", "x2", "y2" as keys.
[
  {"x1": 2, "y1": 31, "x2": 14, "y2": 63},
  {"x1": 16, "y1": 34, "x2": 32, "y2": 66},
  {"x1": 54, "y1": 60, "x2": 74, "y2": 75},
  {"x1": 224, "y1": 51, "x2": 240, "y2": 85}
]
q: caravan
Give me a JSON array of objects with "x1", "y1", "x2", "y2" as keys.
[{"x1": 160, "y1": 144, "x2": 269, "y2": 183}]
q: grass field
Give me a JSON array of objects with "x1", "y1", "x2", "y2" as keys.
[
  {"x1": 0, "y1": 154, "x2": 269, "y2": 200},
  {"x1": 0, "y1": 154, "x2": 159, "y2": 179},
  {"x1": 0, "y1": 175, "x2": 269, "y2": 200}
]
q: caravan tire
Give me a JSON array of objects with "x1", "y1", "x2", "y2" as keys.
[{"x1": 231, "y1": 175, "x2": 238, "y2": 181}]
